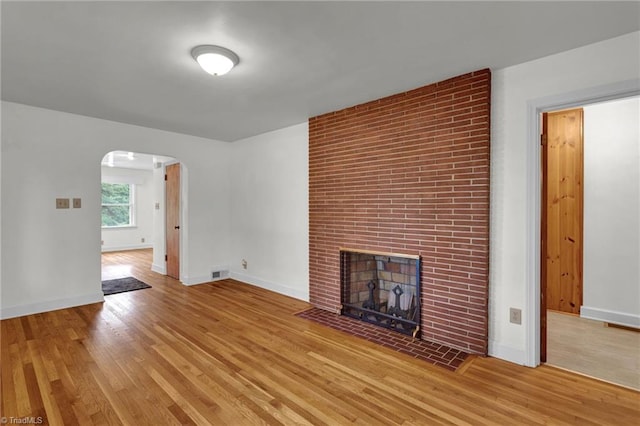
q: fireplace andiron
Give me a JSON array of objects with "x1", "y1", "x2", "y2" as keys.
[{"x1": 340, "y1": 249, "x2": 421, "y2": 338}]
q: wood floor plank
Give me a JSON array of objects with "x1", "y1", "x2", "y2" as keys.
[
  {"x1": 1, "y1": 249, "x2": 638, "y2": 425},
  {"x1": 5, "y1": 343, "x2": 24, "y2": 416}
]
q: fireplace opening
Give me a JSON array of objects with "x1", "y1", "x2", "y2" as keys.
[{"x1": 340, "y1": 249, "x2": 421, "y2": 338}]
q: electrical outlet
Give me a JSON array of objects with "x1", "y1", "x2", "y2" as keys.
[
  {"x1": 141, "y1": 237, "x2": 145, "y2": 243},
  {"x1": 56, "y1": 198, "x2": 70, "y2": 209},
  {"x1": 241, "y1": 259, "x2": 247, "y2": 269},
  {"x1": 510, "y1": 308, "x2": 522, "y2": 325}
]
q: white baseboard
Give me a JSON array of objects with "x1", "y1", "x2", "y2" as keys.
[
  {"x1": 101, "y1": 243, "x2": 153, "y2": 253},
  {"x1": 580, "y1": 306, "x2": 640, "y2": 328},
  {"x1": 0, "y1": 291, "x2": 105, "y2": 320},
  {"x1": 488, "y1": 340, "x2": 528, "y2": 366},
  {"x1": 229, "y1": 271, "x2": 309, "y2": 301},
  {"x1": 151, "y1": 263, "x2": 166, "y2": 275},
  {"x1": 181, "y1": 275, "x2": 211, "y2": 286}
]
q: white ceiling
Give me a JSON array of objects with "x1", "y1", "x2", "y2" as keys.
[{"x1": 2, "y1": 1, "x2": 639, "y2": 142}]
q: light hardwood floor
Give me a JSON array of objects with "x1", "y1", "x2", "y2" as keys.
[
  {"x1": 547, "y1": 310, "x2": 640, "y2": 390},
  {"x1": 1, "y1": 249, "x2": 639, "y2": 425}
]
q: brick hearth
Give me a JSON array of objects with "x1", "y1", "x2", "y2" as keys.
[{"x1": 296, "y1": 308, "x2": 468, "y2": 371}]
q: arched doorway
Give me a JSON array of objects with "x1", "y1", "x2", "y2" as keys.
[{"x1": 100, "y1": 150, "x2": 180, "y2": 282}]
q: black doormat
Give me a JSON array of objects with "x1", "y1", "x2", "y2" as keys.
[{"x1": 102, "y1": 276, "x2": 151, "y2": 296}]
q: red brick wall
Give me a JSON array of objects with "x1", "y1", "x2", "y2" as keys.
[{"x1": 308, "y1": 69, "x2": 490, "y2": 355}]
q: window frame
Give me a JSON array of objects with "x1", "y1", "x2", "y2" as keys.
[{"x1": 101, "y1": 182, "x2": 136, "y2": 228}]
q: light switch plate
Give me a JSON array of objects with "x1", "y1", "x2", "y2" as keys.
[
  {"x1": 73, "y1": 198, "x2": 81, "y2": 208},
  {"x1": 56, "y1": 198, "x2": 70, "y2": 209},
  {"x1": 509, "y1": 308, "x2": 522, "y2": 325}
]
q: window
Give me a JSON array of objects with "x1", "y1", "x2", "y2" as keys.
[{"x1": 101, "y1": 182, "x2": 135, "y2": 227}]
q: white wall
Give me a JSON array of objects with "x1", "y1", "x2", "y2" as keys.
[
  {"x1": 0, "y1": 102, "x2": 232, "y2": 318},
  {"x1": 101, "y1": 166, "x2": 154, "y2": 252},
  {"x1": 490, "y1": 31, "x2": 640, "y2": 365},
  {"x1": 582, "y1": 97, "x2": 640, "y2": 327},
  {"x1": 229, "y1": 122, "x2": 309, "y2": 301},
  {"x1": 0, "y1": 102, "x2": 3, "y2": 308}
]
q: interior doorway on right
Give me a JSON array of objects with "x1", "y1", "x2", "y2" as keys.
[{"x1": 541, "y1": 96, "x2": 640, "y2": 391}]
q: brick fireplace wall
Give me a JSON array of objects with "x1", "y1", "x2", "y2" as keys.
[{"x1": 308, "y1": 69, "x2": 490, "y2": 354}]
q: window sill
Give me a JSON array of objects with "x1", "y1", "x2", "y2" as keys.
[{"x1": 102, "y1": 225, "x2": 138, "y2": 230}]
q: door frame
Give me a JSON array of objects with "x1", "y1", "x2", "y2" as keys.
[
  {"x1": 99, "y1": 153, "x2": 188, "y2": 283},
  {"x1": 540, "y1": 108, "x2": 585, "y2": 362},
  {"x1": 524, "y1": 79, "x2": 639, "y2": 367}
]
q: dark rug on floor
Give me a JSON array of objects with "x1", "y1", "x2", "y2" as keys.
[
  {"x1": 102, "y1": 276, "x2": 151, "y2": 296},
  {"x1": 296, "y1": 307, "x2": 469, "y2": 371}
]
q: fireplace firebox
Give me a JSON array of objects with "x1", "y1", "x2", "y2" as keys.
[{"x1": 340, "y1": 249, "x2": 420, "y2": 338}]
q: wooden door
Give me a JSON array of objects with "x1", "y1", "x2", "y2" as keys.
[
  {"x1": 166, "y1": 163, "x2": 180, "y2": 280},
  {"x1": 542, "y1": 109, "x2": 584, "y2": 317},
  {"x1": 541, "y1": 116, "x2": 548, "y2": 363}
]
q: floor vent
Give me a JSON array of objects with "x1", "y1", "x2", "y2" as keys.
[{"x1": 211, "y1": 269, "x2": 229, "y2": 281}]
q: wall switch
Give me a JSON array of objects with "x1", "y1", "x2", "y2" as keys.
[
  {"x1": 510, "y1": 308, "x2": 522, "y2": 325},
  {"x1": 56, "y1": 198, "x2": 70, "y2": 209},
  {"x1": 73, "y1": 198, "x2": 81, "y2": 208}
]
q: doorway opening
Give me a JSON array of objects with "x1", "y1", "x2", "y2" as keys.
[
  {"x1": 100, "y1": 151, "x2": 182, "y2": 283},
  {"x1": 540, "y1": 97, "x2": 640, "y2": 390}
]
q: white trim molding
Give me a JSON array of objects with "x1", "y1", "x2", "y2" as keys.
[
  {"x1": 230, "y1": 271, "x2": 308, "y2": 301},
  {"x1": 488, "y1": 340, "x2": 527, "y2": 366},
  {"x1": 181, "y1": 275, "x2": 209, "y2": 286},
  {"x1": 581, "y1": 306, "x2": 640, "y2": 329},
  {"x1": 0, "y1": 291, "x2": 104, "y2": 320},
  {"x1": 101, "y1": 243, "x2": 153, "y2": 253},
  {"x1": 151, "y1": 262, "x2": 167, "y2": 275},
  {"x1": 525, "y1": 79, "x2": 640, "y2": 367}
]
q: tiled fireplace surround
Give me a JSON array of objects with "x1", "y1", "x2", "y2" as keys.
[{"x1": 309, "y1": 69, "x2": 490, "y2": 355}]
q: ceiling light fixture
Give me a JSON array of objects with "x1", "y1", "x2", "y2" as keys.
[{"x1": 191, "y1": 45, "x2": 239, "y2": 76}]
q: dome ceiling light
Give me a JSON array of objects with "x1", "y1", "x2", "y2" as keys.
[{"x1": 191, "y1": 45, "x2": 239, "y2": 76}]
